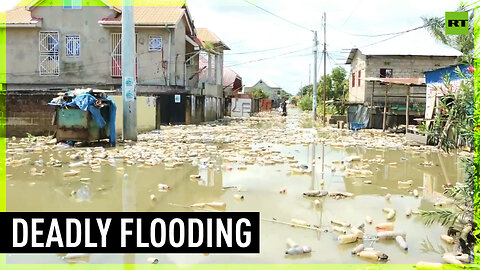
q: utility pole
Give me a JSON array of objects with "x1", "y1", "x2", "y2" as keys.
[
  {"x1": 322, "y1": 12, "x2": 327, "y2": 126},
  {"x1": 309, "y1": 64, "x2": 311, "y2": 85},
  {"x1": 122, "y1": 0, "x2": 137, "y2": 141},
  {"x1": 312, "y1": 31, "x2": 318, "y2": 121}
]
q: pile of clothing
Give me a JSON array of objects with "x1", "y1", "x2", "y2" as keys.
[{"x1": 49, "y1": 88, "x2": 117, "y2": 146}]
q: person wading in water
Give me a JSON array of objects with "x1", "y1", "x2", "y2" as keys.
[{"x1": 282, "y1": 101, "x2": 287, "y2": 116}]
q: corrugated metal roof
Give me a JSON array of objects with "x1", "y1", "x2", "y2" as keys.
[
  {"x1": 196, "y1": 28, "x2": 230, "y2": 50},
  {"x1": 346, "y1": 29, "x2": 462, "y2": 64},
  {"x1": 99, "y1": 6, "x2": 184, "y2": 25}
]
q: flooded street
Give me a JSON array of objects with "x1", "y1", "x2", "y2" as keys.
[{"x1": 6, "y1": 108, "x2": 466, "y2": 264}]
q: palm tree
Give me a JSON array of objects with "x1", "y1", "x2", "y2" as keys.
[{"x1": 422, "y1": 5, "x2": 475, "y2": 61}]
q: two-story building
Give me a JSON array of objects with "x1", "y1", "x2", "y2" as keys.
[
  {"x1": 345, "y1": 30, "x2": 462, "y2": 129},
  {"x1": 245, "y1": 79, "x2": 283, "y2": 107},
  {"x1": 3, "y1": 0, "x2": 227, "y2": 136}
]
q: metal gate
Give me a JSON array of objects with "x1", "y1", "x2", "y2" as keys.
[{"x1": 39, "y1": 31, "x2": 59, "y2": 76}]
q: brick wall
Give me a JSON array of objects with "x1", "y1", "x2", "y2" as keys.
[{"x1": 6, "y1": 92, "x2": 56, "y2": 137}]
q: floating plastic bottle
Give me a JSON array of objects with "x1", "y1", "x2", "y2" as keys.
[
  {"x1": 395, "y1": 235, "x2": 408, "y2": 250},
  {"x1": 233, "y1": 194, "x2": 244, "y2": 200},
  {"x1": 382, "y1": 208, "x2": 396, "y2": 220},
  {"x1": 338, "y1": 234, "x2": 357, "y2": 244},
  {"x1": 440, "y1": 234, "x2": 455, "y2": 244},
  {"x1": 158, "y1": 184, "x2": 170, "y2": 190},
  {"x1": 365, "y1": 216, "x2": 373, "y2": 224},
  {"x1": 291, "y1": 218, "x2": 309, "y2": 227},
  {"x1": 333, "y1": 226, "x2": 347, "y2": 234},
  {"x1": 303, "y1": 190, "x2": 328, "y2": 197},
  {"x1": 331, "y1": 220, "x2": 351, "y2": 227},
  {"x1": 147, "y1": 257, "x2": 159, "y2": 264},
  {"x1": 351, "y1": 244, "x2": 365, "y2": 255},
  {"x1": 377, "y1": 231, "x2": 406, "y2": 240},
  {"x1": 375, "y1": 222, "x2": 394, "y2": 231}
]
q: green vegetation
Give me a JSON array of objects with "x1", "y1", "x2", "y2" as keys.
[
  {"x1": 279, "y1": 89, "x2": 292, "y2": 101},
  {"x1": 422, "y1": 69, "x2": 474, "y2": 151},
  {"x1": 247, "y1": 87, "x2": 270, "y2": 99},
  {"x1": 422, "y1": 4, "x2": 474, "y2": 61},
  {"x1": 296, "y1": 67, "x2": 348, "y2": 115},
  {"x1": 420, "y1": 3, "x2": 478, "y2": 260}
]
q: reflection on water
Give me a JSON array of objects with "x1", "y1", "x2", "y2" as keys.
[{"x1": 6, "y1": 109, "x2": 463, "y2": 264}]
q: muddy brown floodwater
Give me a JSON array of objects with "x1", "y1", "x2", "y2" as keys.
[{"x1": 6, "y1": 109, "x2": 467, "y2": 264}]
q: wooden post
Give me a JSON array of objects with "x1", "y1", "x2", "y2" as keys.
[
  {"x1": 405, "y1": 86, "x2": 410, "y2": 134},
  {"x1": 370, "y1": 81, "x2": 375, "y2": 128},
  {"x1": 382, "y1": 84, "x2": 388, "y2": 132}
]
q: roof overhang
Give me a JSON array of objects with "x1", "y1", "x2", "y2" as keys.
[
  {"x1": 6, "y1": 22, "x2": 42, "y2": 28},
  {"x1": 365, "y1": 77, "x2": 426, "y2": 86},
  {"x1": 186, "y1": 36, "x2": 200, "y2": 50},
  {"x1": 98, "y1": 21, "x2": 176, "y2": 28},
  {"x1": 345, "y1": 48, "x2": 359, "y2": 65}
]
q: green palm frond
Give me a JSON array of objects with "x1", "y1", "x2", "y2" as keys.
[{"x1": 422, "y1": 209, "x2": 460, "y2": 227}]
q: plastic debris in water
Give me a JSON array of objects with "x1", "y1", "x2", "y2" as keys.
[
  {"x1": 338, "y1": 234, "x2": 358, "y2": 244},
  {"x1": 63, "y1": 170, "x2": 80, "y2": 177},
  {"x1": 357, "y1": 250, "x2": 388, "y2": 261},
  {"x1": 331, "y1": 220, "x2": 351, "y2": 227},
  {"x1": 291, "y1": 218, "x2": 309, "y2": 227},
  {"x1": 395, "y1": 235, "x2": 408, "y2": 250},
  {"x1": 303, "y1": 190, "x2": 328, "y2": 197},
  {"x1": 158, "y1": 184, "x2": 170, "y2": 191},
  {"x1": 233, "y1": 194, "x2": 244, "y2": 200},
  {"x1": 75, "y1": 186, "x2": 91, "y2": 202},
  {"x1": 351, "y1": 244, "x2": 365, "y2": 255},
  {"x1": 382, "y1": 208, "x2": 396, "y2": 220},
  {"x1": 147, "y1": 257, "x2": 159, "y2": 264},
  {"x1": 365, "y1": 216, "x2": 373, "y2": 225},
  {"x1": 440, "y1": 234, "x2": 455, "y2": 244},
  {"x1": 375, "y1": 222, "x2": 394, "y2": 231},
  {"x1": 377, "y1": 231, "x2": 406, "y2": 240}
]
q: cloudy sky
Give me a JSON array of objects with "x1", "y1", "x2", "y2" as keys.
[{"x1": 0, "y1": 0, "x2": 464, "y2": 94}]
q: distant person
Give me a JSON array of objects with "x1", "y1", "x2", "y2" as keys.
[{"x1": 282, "y1": 101, "x2": 287, "y2": 116}]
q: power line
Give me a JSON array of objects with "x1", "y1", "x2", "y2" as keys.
[
  {"x1": 226, "y1": 46, "x2": 313, "y2": 67},
  {"x1": 225, "y1": 42, "x2": 307, "y2": 55},
  {"x1": 341, "y1": 0, "x2": 363, "y2": 27},
  {"x1": 241, "y1": 0, "x2": 312, "y2": 32},
  {"x1": 332, "y1": 7, "x2": 475, "y2": 38}
]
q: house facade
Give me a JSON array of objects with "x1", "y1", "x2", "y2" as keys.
[
  {"x1": 245, "y1": 79, "x2": 283, "y2": 107},
  {"x1": 3, "y1": 0, "x2": 228, "y2": 136},
  {"x1": 344, "y1": 30, "x2": 462, "y2": 129}
]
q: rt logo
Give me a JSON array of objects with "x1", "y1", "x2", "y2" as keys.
[{"x1": 445, "y1": 12, "x2": 468, "y2": 35}]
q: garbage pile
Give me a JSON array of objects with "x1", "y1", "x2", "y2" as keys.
[{"x1": 48, "y1": 88, "x2": 117, "y2": 146}]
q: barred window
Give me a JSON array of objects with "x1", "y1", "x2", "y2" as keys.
[
  {"x1": 66, "y1": 35, "x2": 80, "y2": 57},
  {"x1": 149, "y1": 36, "x2": 163, "y2": 51}
]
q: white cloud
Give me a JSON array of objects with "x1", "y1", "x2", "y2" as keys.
[{"x1": 0, "y1": 0, "x2": 18, "y2": 12}]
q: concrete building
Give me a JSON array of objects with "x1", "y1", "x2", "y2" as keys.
[
  {"x1": 345, "y1": 29, "x2": 462, "y2": 129},
  {"x1": 3, "y1": 0, "x2": 229, "y2": 136},
  {"x1": 244, "y1": 79, "x2": 283, "y2": 107},
  {"x1": 196, "y1": 28, "x2": 229, "y2": 121}
]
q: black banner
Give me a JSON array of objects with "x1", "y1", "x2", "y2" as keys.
[{"x1": 0, "y1": 212, "x2": 260, "y2": 253}]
